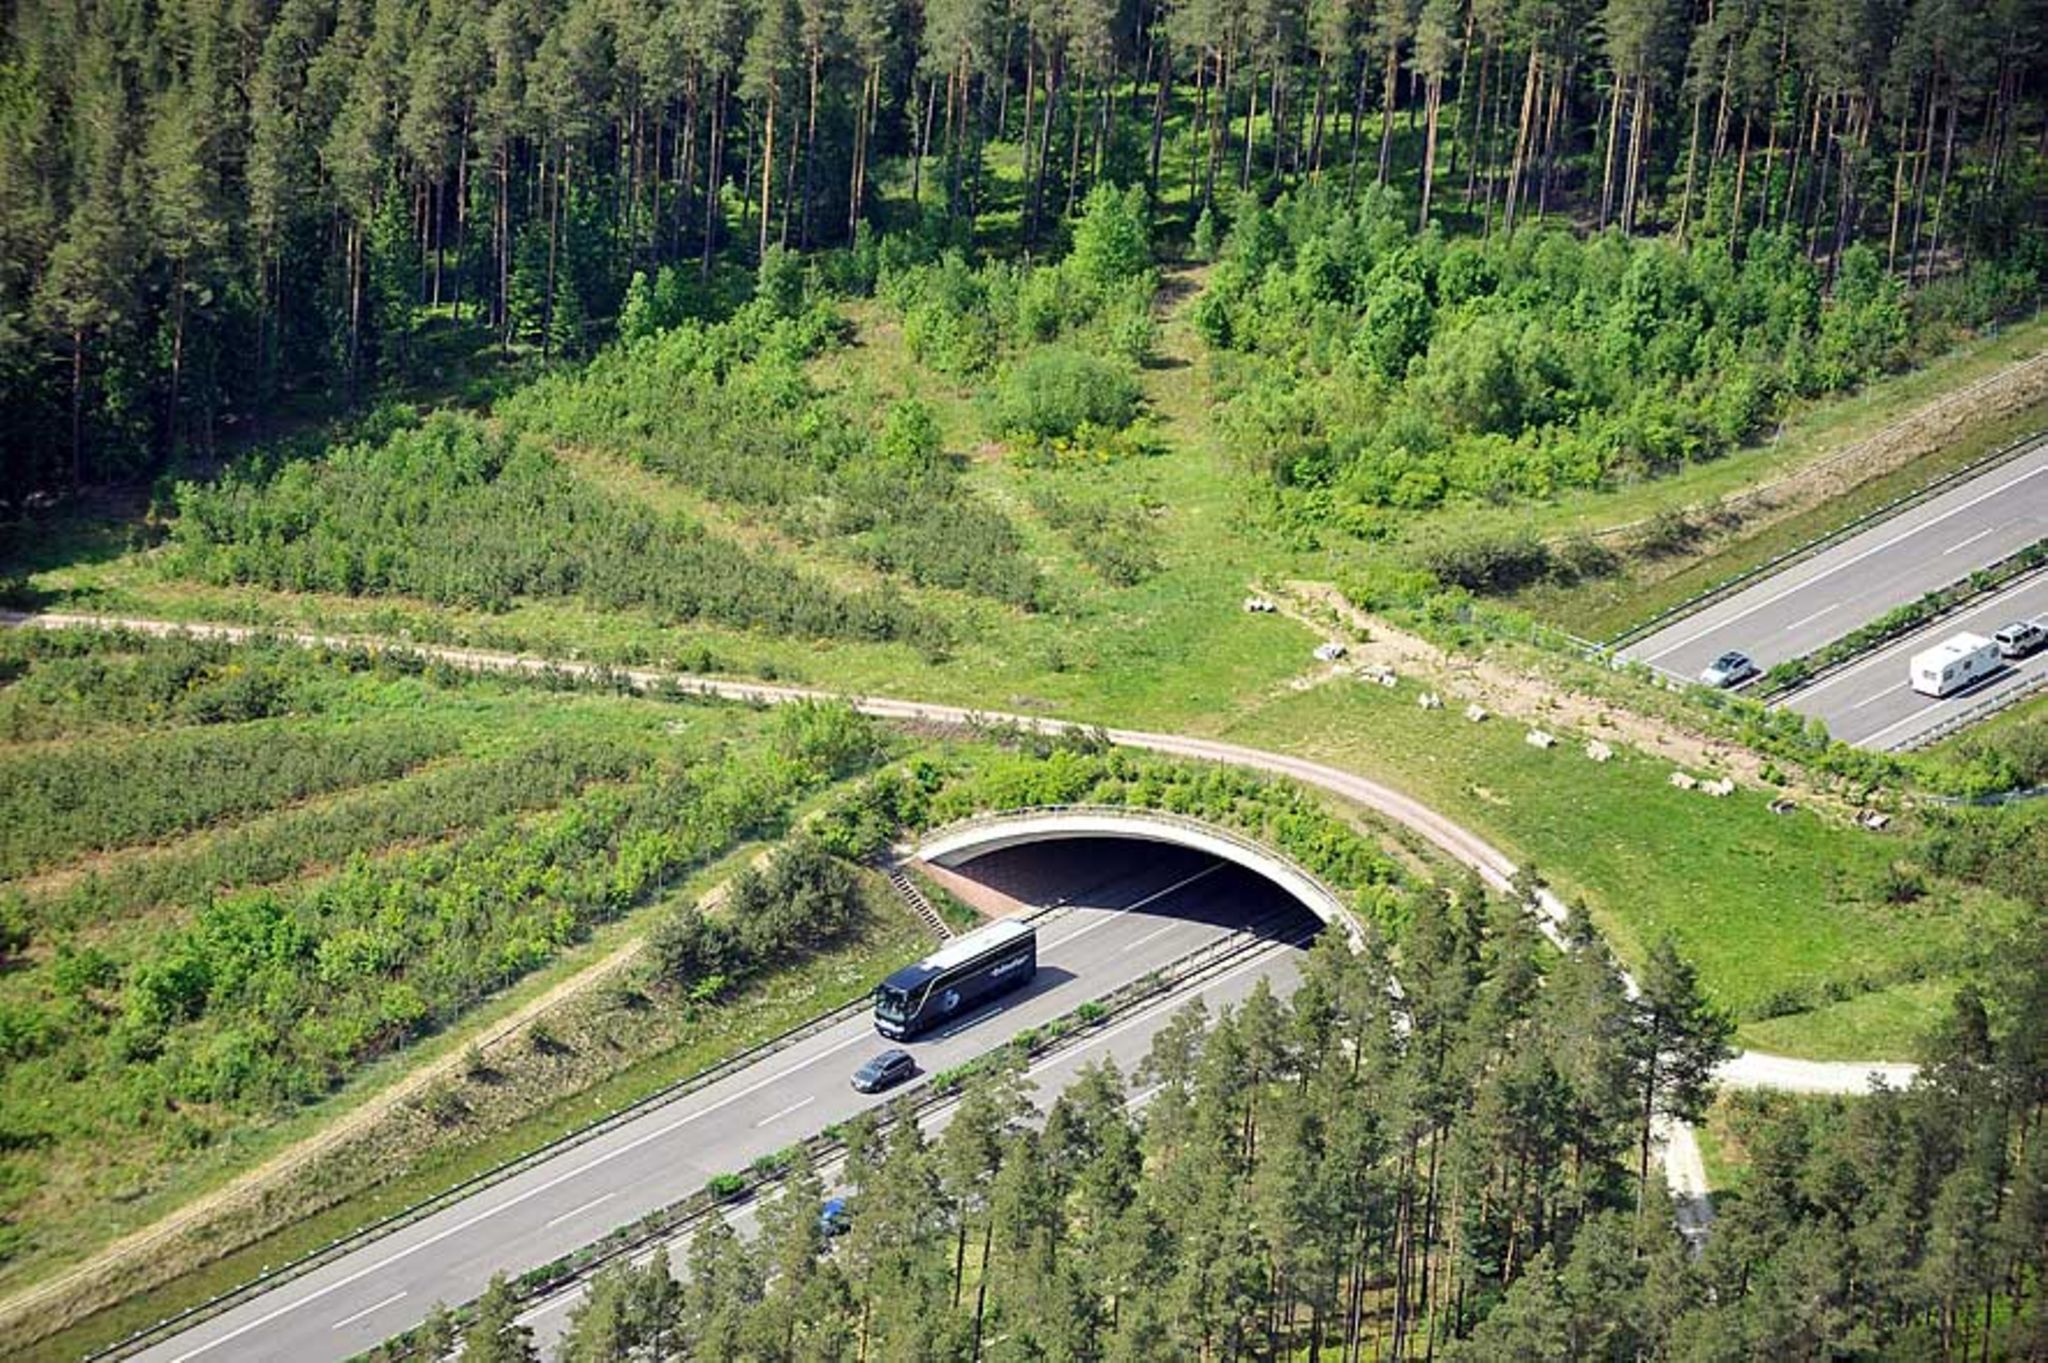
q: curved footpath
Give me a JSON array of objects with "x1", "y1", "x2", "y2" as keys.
[
  {"x1": 0, "y1": 609, "x2": 1921, "y2": 1337},
  {"x1": 3, "y1": 610, "x2": 1914, "y2": 1098}
]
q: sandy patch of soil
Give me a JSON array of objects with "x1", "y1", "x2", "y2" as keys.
[{"x1": 1270, "y1": 581, "x2": 1811, "y2": 796}]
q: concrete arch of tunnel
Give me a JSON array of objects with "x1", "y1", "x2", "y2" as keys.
[{"x1": 916, "y1": 805, "x2": 1364, "y2": 950}]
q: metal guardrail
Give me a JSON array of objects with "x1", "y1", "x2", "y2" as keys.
[
  {"x1": 83, "y1": 988, "x2": 884, "y2": 1362},
  {"x1": 1928, "y1": 782, "x2": 2048, "y2": 807},
  {"x1": 1763, "y1": 554, "x2": 2048, "y2": 706},
  {"x1": 90, "y1": 808, "x2": 1309, "y2": 1361},
  {"x1": 1607, "y1": 424, "x2": 2048, "y2": 652},
  {"x1": 1896, "y1": 669, "x2": 2048, "y2": 753},
  {"x1": 352, "y1": 916, "x2": 1310, "y2": 1361},
  {"x1": 91, "y1": 888, "x2": 1076, "y2": 1360}
]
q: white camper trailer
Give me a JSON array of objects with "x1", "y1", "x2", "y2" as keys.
[{"x1": 1909, "y1": 633, "x2": 2001, "y2": 698}]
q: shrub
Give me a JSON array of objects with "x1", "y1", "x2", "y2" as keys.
[
  {"x1": 1877, "y1": 860, "x2": 1927, "y2": 905},
  {"x1": 1189, "y1": 188, "x2": 2022, "y2": 518},
  {"x1": 1413, "y1": 527, "x2": 1556, "y2": 595},
  {"x1": 1630, "y1": 507, "x2": 1705, "y2": 559},
  {"x1": 650, "y1": 838, "x2": 867, "y2": 998},
  {"x1": 0, "y1": 894, "x2": 26, "y2": 964},
  {"x1": 1029, "y1": 487, "x2": 1162, "y2": 585},
  {"x1": 987, "y1": 347, "x2": 1141, "y2": 442},
  {"x1": 877, "y1": 398, "x2": 944, "y2": 474},
  {"x1": 173, "y1": 414, "x2": 936, "y2": 645},
  {"x1": 1553, "y1": 535, "x2": 1620, "y2": 583},
  {"x1": 1067, "y1": 184, "x2": 1154, "y2": 302}
]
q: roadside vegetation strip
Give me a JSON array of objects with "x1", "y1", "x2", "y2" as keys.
[
  {"x1": 1, "y1": 752, "x2": 804, "y2": 1249},
  {"x1": 1588, "y1": 353, "x2": 2048, "y2": 549},
  {"x1": 15, "y1": 731, "x2": 1372, "y2": 1355},
  {"x1": 1761, "y1": 546, "x2": 2048, "y2": 698},
  {"x1": 77, "y1": 986, "x2": 884, "y2": 1363},
  {"x1": 1606, "y1": 426, "x2": 2048, "y2": 651},
  {"x1": 0, "y1": 640, "x2": 897, "y2": 1333},
  {"x1": 340, "y1": 925, "x2": 1309, "y2": 1363},
  {"x1": 8, "y1": 609, "x2": 1930, "y2": 1081}
]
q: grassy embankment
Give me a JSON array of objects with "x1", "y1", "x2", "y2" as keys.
[
  {"x1": 1506, "y1": 315, "x2": 2048, "y2": 639},
  {"x1": 15, "y1": 875, "x2": 923, "y2": 1363},
  {"x1": 10, "y1": 270, "x2": 2043, "y2": 1070},
  {"x1": 0, "y1": 638, "x2": 933, "y2": 1337},
  {"x1": 1220, "y1": 682, "x2": 2017, "y2": 1061}
]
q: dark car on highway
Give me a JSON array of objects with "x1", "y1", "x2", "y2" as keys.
[{"x1": 852, "y1": 1048, "x2": 915, "y2": 1093}]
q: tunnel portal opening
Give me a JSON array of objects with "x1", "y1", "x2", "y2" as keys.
[{"x1": 917, "y1": 837, "x2": 1327, "y2": 959}]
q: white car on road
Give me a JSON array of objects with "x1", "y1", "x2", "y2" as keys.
[{"x1": 1698, "y1": 650, "x2": 1760, "y2": 689}]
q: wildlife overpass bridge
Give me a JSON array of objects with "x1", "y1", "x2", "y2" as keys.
[{"x1": 916, "y1": 805, "x2": 1365, "y2": 950}]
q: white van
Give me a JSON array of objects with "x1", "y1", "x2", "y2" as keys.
[{"x1": 1909, "y1": 633, "x2": 2001, "y2": 698}]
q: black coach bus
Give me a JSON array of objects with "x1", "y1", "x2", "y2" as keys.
[{"x1": 873, "y1": 918, "x2": 1038, "y2": 1040}]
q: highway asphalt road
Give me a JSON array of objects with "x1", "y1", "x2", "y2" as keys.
[
  {"x1": 1621, "y1": 435, "x2": 2048, "y2": 681},
  {"x1": 131, "y1": 843, "x2": 1322, "y2": 1363},
  {"x1": 1777, "y1": 570, "x2": 2048, "y2": 749},
  {"x1": 517, "y1": 927, "x2": 1312, "y2": 1356}
]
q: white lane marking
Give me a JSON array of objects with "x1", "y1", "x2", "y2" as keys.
[
  {"x1": 1779, "y1": 577, "x2": 2048, "y2": 700},
  {"x1": 1858, "y1": 675, "x2": 2025, "y2": 750},
  {"x1": 1859, "y1": 705, "x2": 1948, "y2": 749},
  {"x1": 168, "y1": 1027, "x2": 876, "y2": 1361},
  {"x1": 1944, "y1": 526, "x2": 1998, "y2": 555},
  {"x1": 1640, "y1": 458, "x2": 2048, "y2": 662},
  {"x1": 543, "y1": 1192, "x2": 616, "y2": 1229},
  {"x1": 1121, "y1": 921, "x2": 1183, "y2": 953},
  {"x1": 1783, "y1": 602, "x2": 1839, "y2": 632},
  {"x1": 753, "y1": 1096, "x2": 815, "y2": 1128},
  {"x1": 329, "y1": 1291, "x2": 406, "y2": 1331},
  {"x1": 1034, "y1": 931, "x2": 1316, "y2": 1075},
  {"x1": 1849, "y1": 688, "x2": 1898, "y2": 711},
  {"x1": 1043, "y1": 864, "x2": 1226, "y2": 951},
  {"x1": 514, "y1": 948, "x2": 1304, "y2": 1336},
  {"x1": 1788, "y1": 639, "x2": 1909, "y2": 697},
  {"x1": 179, "y1": 871, "x2": 1268, "y2": 1357}
]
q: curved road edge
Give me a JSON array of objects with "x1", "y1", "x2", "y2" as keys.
[
  {"x1": 0, "y1": 608, "x2": 1920, "y2": 1334},
  {"x1": 1, "y1": 609, "x2": 1909, "y2": 1098}
]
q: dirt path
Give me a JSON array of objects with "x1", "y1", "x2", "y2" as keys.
[
  {"x1": 0, "y1": 609, "x2": 1918, "y2": 1334},
  {"x1": 0, "y1": 718, "x2": 826, "y2": 1344},
  {"x1": 5, "y1": 610, "x2": 1896, "y2": 1024},
  {"x1": 0, "y1": 931, "x2": 651, "y2": 1340}
]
